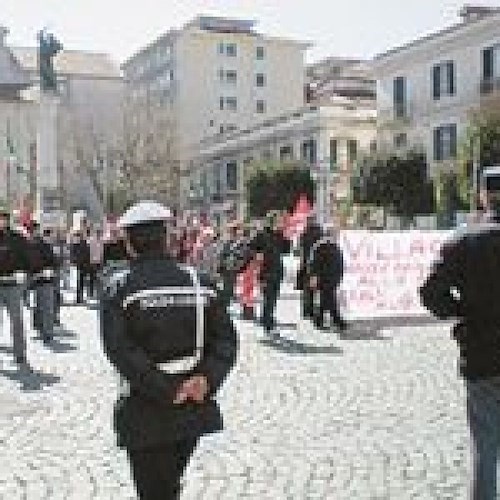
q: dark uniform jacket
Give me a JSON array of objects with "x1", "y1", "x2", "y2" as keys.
[
  {"x1": 0, "y1": 228, "x2": 32, "y2": 282},
  {"x1": 70, "y1": 239, "x2": 91, "y2": 269},
  {"x1": 103, "y1": 240, "x2": 128, "y2": 265},
  {"x1": 100, "y1": 254, "x2": 237, "y2": 450},
  {"x1": 420, "y1": 223, "x2": 500, "y2": 380},
  {"x1": 297, "y1": 223, "x2": 322, "y2": 289},
  {"x1": 29, "y1": 237, "x2": 58, "y2": 285},
  {"x1": 251, "y1": 228, "x2": 291, "y2": 283},
  {"x1": 308, "y1": 237, "x2": 344, "y2": 288}
]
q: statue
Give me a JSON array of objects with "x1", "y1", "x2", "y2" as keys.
[{"x1": 37, "y1": 30, "x2": 63, "y2": 92}]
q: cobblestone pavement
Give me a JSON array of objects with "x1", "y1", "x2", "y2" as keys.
[{"x1": 0, "y1": 297, "x2": 473, "y2": 499}]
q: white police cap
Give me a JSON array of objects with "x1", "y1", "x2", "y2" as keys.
[{"x1": 118, "y1": 201, "x2": 172, "y2": 229}]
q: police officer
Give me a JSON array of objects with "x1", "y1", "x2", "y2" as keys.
[
  {"x1": 308, "y1": 223, "x2": 347, "y2": 331},
  {"x1": 251, "y1": 212, "x2": 291, "y2": 337},
  {"x1": 0, "y1": 205, "x2": 32, "y2": 368},
  {"x1": 100, "y1": 201, "x2": 237, "y2": 500},
  {"x1": 298, "y1": 215, "x2": 323, "y2": 320},
  {"x1": 420, "y1": 167, "x2": 500, "y2": 500},
  {"x1": 29, "y1": 224, "x2": 58, "y2": 345}
]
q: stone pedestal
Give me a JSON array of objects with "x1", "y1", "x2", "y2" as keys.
[{"x1": 36, "y1": 92, "x2": 62, "y2": 220}]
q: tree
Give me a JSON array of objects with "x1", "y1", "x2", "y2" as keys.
[
  {"x1": 458, "y1": 111, "x2": 500, "y2": 209},
  {"x1": 246, "y1": 161, "x2": 315, "y2": 218},
  {"x1": 353, "y1": 151, "x2": 435, "y2": 220}
]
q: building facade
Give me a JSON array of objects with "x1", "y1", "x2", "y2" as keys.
[
  {"x1": 122, "y1": 16, "x2": 309, "y2": 208},
  {"x1": 190, "y1": 100, "x2": 376, "y2": 223},
  {"x1": 373, "y1": 5, "x2": 500, "y2": 178}
]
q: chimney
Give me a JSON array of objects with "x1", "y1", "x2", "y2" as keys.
[{"x1": 459, "y1": 4, "x2": 499, "y2": 21}]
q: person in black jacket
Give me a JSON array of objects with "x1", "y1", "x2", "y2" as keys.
[
  {"x1": 251, "y1": 213, "x2": 291, "y2": 337},
  {"x1": 70, "y1": 231, "x2": 90, "y2": 304},
  {"x1": 0, "y1": 206, "x2": 32, "y2": 368},
  {"x1": 308, "y1": 223, "x2": 347, "y2": 331},
  {"x1": 28, "y1": 224, "x2": 58, "y2": 344},
  {"x1": 420, "y1": 167, "x2": 500, "y2": 500},
  {"x1": 298, "y1": 215, "x2": 323, "y2": 319},
  {"x1": 100, "y1": 201, "x2": 237, "y2": 500}
]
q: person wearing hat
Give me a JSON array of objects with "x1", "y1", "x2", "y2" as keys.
[
  {"x1": 307, "y1": 222, "x2": 347, "y2": 332},
  {"x1": 420, "y1": 166, "x2": 500, "y2": 499},
  {"x1": 99, "y1": 201, "x2": 237, "y2": 500},
  {"x1": 0, "y1": 205, "x2": 32, "y2": 368}
]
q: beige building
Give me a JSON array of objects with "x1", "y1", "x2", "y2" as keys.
[
  {"x1": 122, "y1": 15, "x2": 309, "y2": 209},
  {"x1": 373, "y1": 5, "x2": 500, "y2": 177},
  {"x1": 190, "y1": 100, "x2": 376, "y2": 223}
]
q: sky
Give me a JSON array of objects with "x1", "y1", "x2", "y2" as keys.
[{"x1": 2, "y1": 0, "x2": 500, "y2": 64}]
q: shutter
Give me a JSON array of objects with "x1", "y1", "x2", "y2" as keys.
[
  {"x1": 449, "y1": 125, "x2": 457, "y2": 159},
  {"x1": 447, "y1": 62, "x2": 455, "y2": 95},
  {"x1": 432, "y1": 65, "x2": 441, "y2": 100},
  {"x1": 483, "y1": 47, "x2": 494, "y2": 81},
  {"x1": 434, "y1": 128, "x2": 442, "y2": 161}
]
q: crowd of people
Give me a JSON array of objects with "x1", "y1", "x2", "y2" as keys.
[{"x1": 0, "y1": 203, "x2": 347, "y2": 371}]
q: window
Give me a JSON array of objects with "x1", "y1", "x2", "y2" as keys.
[
  {"x1": 219, "y1": 97, "x2": 225, "y2": 110},
  {"x1": 434, "y1": 124, "x2": 457, "y2": 161},
  {"x1": 218, "y1": 42, "x2": 225, "y2": 55},
  {"x1": 432, "y1": 61, "x2": 455, "y2": 100},
  {"x1": 226, "y1": 70, "x2": 237, "y2": 84},
  {"x1": 209, "y1": 119, "x2": 214, "y2": 127},
  {"x1": 280, "y1": 145, "x2": 293, "y2": 161},
  {"x1": 225, "y1": 124, "x2": 237, "y2": 133},
  {"x1": 256, "y1": 46, "x2": 265, "y2": 60},
  {"x1": 218, "y1": 68, "x2": 225, "y2": 81},
  {"x1": 256, "y1": 73, "x2": 266, "y2": 87},
  {"x1": 393, "y1": 76, "x2": 407, "y2": 117},
  {"x1": 219, "y1": 125, "x2": 225, "y2": 134},
  {"x1": 225, "y1": 97, "x2": 237, "y2": 111},
  {"x1": 482, "y1": 45, "x2": 500, "y2": 92},
  {"x1": 302, "y1": 139, "x2": 317, "y2": 165},
  {"x1": 394, "y1": 133, "x2": 407, "y2": 149},
  {"x1": 370, "y1": 140, "x2": 378, "y2": 154},
  {"x1": 347, "y1": 139, "x2": 358, "y2": 165},
  {"x1": 329, "y1": 139, "x2": 338, "y2": 170},
  {"x1": 256, "y1": 100, "x2": 266, "y2": 113},
  {"x1": 226, "y1": 161, "x2": 238, "y2": 191},
  {"x1": 226, "y1": 43, "x2": 237, "y2": 57}
]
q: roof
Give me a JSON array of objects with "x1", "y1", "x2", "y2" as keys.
[
  {"x1": 374, "y1": 6, "x2": 500, "y2": 63},
  {"x1": 11, "y1": 47, "x2": 122, "y2": 79}
]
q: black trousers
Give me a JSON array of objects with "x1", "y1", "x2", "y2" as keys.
[
  {"x1": 317, "y1": 284, "x2": 344, "y2": 327},
  {"x1": 126, "y1": 439, "x2": 198, "y2": 500},
  {"x1": 302, "y1": 284, "x2": 314, "y2": 319},
  {"x1": 76, "y1": 267, "x2": 88, "y2": 303},
  {"x1": 88, "y1": 264, "x2": 101, "y2": 298},
  {"x1": 261, "y1": 279, "x2": 281, "y2": 332}
]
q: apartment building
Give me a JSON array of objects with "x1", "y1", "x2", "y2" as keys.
[
  {"x1": 373, "y1": 5, "x2": 500, "y2": 177},
  {"x1": 190, "y1": 100, "x2": 376, "y2": 222},
  {"x1": 122, "y1": 16, "x2": 309, "y2": 208}
]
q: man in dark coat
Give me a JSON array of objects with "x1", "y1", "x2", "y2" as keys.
[
  {"x1": 298, "y1": 215, "x2": 323, "y2": 319},
  {"x1": 0, "y1": 206, "x2": 32, "y2": 368},
  {"x1": 70, "y1": 231, "x2": 91, "y2": 304},
  {"x1": 251, "y1": 213, "x2": 291, "y2": 337},
  {"x1": 100, "y1": 201, "x2": 237, "y2": 500},
  {"x1": 308, "y1": 223, "x2": 347, "y2": 331},
  {"x1": 420, "y1": 167, "x2": 500, "y2": 500},
  {"x1": 29, "y1": 224, "x2": 58, "y2": 344}
]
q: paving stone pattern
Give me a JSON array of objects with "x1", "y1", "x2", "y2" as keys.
[{"x1": 0, "y1": 299, "x2": 474, "y2": 499}]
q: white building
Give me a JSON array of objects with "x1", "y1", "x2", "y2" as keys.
[
  {"x1": 373, "y1": 5, "x2": 500, "y2": 177},
  {"x1": 190, "y1": 100, "x2": 376, "y2": 223},
  {"x1": 122, "y1": 15, "x2": 309, "y2": 208}
]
